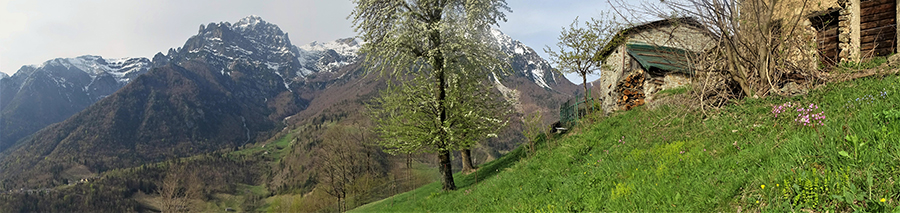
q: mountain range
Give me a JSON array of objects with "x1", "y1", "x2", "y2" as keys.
[
  {"x1": 0, "y1": 15, "x2": 577, "y2": 190},
  {"x1": 0, "y1": 56, "x2": 152, "y2": 152}
]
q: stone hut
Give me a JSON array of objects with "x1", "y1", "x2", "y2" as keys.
[{"x1": 594, "y1": 17, "x2": 715, "y2": 114}]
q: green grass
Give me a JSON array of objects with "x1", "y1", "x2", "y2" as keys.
[
  {"x1": 836, "y1": 55, "x2": 890, "y2": 72},
  {"x1": 353, "y1": 142, "x2": 528, "y2": 212},
  {"x1": 229, "y1": 133, "x2": 293, "y2": 161},
  {"x1": 656, "y1": 86, "x2": 690, "y2": 96},
  {"x1": 352, "y1": 74, "x2": 900, "y2": 212}
]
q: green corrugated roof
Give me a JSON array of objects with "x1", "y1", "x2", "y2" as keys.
[
  {"x1": 625, "y1": 42, "x2": 697, "y2": 75},
  {"x1": 594, "y1": 17, "x2": 712, "y2": 63}
]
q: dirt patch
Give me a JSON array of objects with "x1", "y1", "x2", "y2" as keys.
[{"x1": 648, "y1": 92, "x2": 697, "y2": 111}]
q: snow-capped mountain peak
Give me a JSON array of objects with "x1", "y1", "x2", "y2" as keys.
[
  {"x1": 28, "y1": 55, "x2": 150, "y2": 83},
  {"x1": 297, "y1": 38, "x2": 361, "y2": 57},
  {"x1": 488, "y1": 28, "x2": 556, "y2": 89},
  {"x1": 295, "y1": 38, "x2": 362, "y2": 76},
  {"x1": 235, "y1": 15, "x2": 266, "y2": 30},
  {"x1": 173, "y1": 15, "x2": 300, "y2": 85}
]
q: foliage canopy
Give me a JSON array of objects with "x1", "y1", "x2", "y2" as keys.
[{"x1": 351, "y1": 0, "x2": 513, "y2": 191}]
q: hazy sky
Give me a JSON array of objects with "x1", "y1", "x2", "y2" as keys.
[{"x1": 1, "y1": 0, "x2": 615, "y2": 83}]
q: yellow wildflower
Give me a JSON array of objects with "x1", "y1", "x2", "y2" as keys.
[
  {"x1": 756, "y1": 200, "x2": 759, "y2": 204},
  {"x1": 761, "y1": 184, "x2": 765, "y2": 189},
  {"x1": 882, "y1": 198, "x2": 887, "y2": 203}
]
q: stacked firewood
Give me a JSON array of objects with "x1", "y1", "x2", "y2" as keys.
[{"x1": 616, "y1": 71, "x2": 646, "y2": 111}]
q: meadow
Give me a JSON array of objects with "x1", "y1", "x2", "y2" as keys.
[{"x1": 353, "y1": 74, "x2": 900, "y2": 212}]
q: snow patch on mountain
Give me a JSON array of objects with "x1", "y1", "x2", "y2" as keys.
[
  {"x1": 272, "y1": 68, "x2": 291, "y2": 91},
  {"x1": 531, "y1": 67, "x2": 550, "y2": 88}
]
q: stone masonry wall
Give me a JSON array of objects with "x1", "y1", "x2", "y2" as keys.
[
  {"x1": 839, "y1": 0, "x2": 862, "y2": 62},
  {"x1": 598, "y1": 45, "x2": 627, "y2": 114},
  {"x1": 625, "y1": 25, "x2": 714, "y2": 52}
]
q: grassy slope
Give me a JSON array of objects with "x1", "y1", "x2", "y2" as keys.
[{"x1": 353, "y1": 75, "x2": 900, "y2": 212}]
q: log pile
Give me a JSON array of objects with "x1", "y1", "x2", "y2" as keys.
[{"x1": 616, "y1": 71, "x2": 646, "y2": 111}]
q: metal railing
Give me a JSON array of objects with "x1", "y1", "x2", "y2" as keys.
[{"x1": 559, "y1": 91, "x2": 598, "y2": 127}]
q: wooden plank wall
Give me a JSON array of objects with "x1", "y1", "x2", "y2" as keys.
[
  {"x1": 817, "y1": 19, "x2": 841, "y2": 65},
  {"x1": 811, "y1": 10, "x2": 841, "y2": 65},
  {"x1": 860, "y1": 0, "x2": 897, "y2": 57}
]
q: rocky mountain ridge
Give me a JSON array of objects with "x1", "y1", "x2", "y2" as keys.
[{"x1": 0, "y1": 55, "x2": 152, "y2": 151}]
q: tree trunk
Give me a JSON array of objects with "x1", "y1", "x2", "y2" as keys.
[
  {"x1": 406, "y1": 153, "x2": 411, "y2": 191},
  {"x1": 438, "y1": 150, "x2": 456, "y2": 191},
  {"x1": 582, "y1": 73, "x2": 590, "y2": 115},
  {"x1": 337, "y1": 197, "x2": 344, "y2": 212},
  {"x1": 726, "y1": 43, "x2": 754, "y2": 97},
  {"x1": 461, "y1": 149, "x2": 475, "y2": 173},
  {"x1": 430, "y1": 24, "x2": 456, "y2": 191}
]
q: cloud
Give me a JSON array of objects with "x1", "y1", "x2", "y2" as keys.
[{"x1": 0, "y1": 2, "x2": 29, "y2": 41}]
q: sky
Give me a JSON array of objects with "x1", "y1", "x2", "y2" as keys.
[{"x1": 1, "y1": 0, "x2": 616, "y2": 84}]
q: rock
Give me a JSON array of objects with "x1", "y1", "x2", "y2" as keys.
[{"x1": 779, "y1": 81, "x2": 808, "y2": 97}]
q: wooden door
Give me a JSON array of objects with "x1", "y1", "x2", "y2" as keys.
[{"x1": 860, "y1": 0, "x2": 897, "y2": 58}]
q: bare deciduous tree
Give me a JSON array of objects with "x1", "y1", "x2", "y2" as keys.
[
  {"x1": 316, "y1": 125, "x2": 372, "y2": 212},
  {"x1": 545, "y1": 14, "x2": 622, "y2": 110},
  {"x1": 158, "y1": 165, "x2": 201, "y2": 212},
  {"x1": 610, "y1": 0, "x2": 819, "y2": 103}
]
